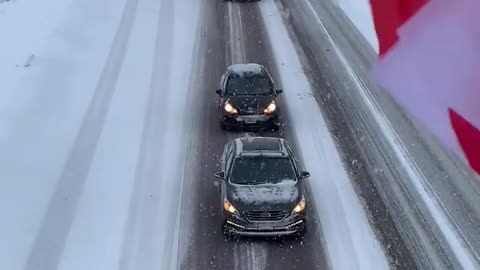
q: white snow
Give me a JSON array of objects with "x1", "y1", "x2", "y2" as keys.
[
  {"x1": 0, "y1": 0, "x2": 128, "y2": 269},
  {"x1": 330, "y1": 0, "x2": 379, "y2": 52},
  {"x1": 260, "y1": 1, "x2": 389, "y2": 269},
  {"x1": 0, "y1": 0, "x2": 72, "y2": 105},
  {"x1": 231, "y1": 185, "x2": 298, "y2": 205},
  {"x1": 56, "y1": 0, "x2": 157, "y2": 269},
  {"x1": 58, "y1": 0, "x2": 202, "y2": 269},
  {"x1": 0, "y1": 0, "x2": 201, "y2": 269}
]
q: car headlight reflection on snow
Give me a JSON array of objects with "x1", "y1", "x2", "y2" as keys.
[
  {"x1": 224, "y1": 101, "x2": 238, "y2": 114},
  {"x1": 263, "y1": 101, "x2": 277, "y2": 114},
  {"x1": 292, "y1": 198, "x2": 306, "y2": 214},
  {"x1": 224, "y1": 200, "x2": 239, "y2": 215}
]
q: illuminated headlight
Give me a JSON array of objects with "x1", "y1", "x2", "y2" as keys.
[
  {"x1": 224, "y1": 101, "x2": 238, "y2": 114},
  {"x1": 263, "y1": 101, "x2": 276, "y2": 114},
  {"x1": 224, "y1": 200, "x2": 239, "y2": 215},
  {"x1": 291, "y1": 198, "x2": 306, "y2": 214}
]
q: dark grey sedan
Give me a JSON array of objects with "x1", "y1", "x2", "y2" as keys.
[
  {"x1": 215, "y1": 63, "x2": 282, "y2": 131},
  {"x1": 215, "y1": 137, "x2": 310, "y2": 237}
]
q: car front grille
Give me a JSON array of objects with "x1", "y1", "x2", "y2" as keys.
[
  {"x1": 244, "y1": 210, "x2": 288, "y2": 221},
  {"x1": 239, "y1": 108, "x2": 262, "y2": 115}
]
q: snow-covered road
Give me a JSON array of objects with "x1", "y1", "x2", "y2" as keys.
[
  {"x1": 259, "y1": 1, "x2": 387, "y2": 268},
  {"x1": 1, "y1": 0, "x2": 479, "y2": 269}
]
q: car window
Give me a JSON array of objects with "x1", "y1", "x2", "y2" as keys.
[
  {"x1": 225, "y1": 143, "x2": 235, "y2": 173},
  {"x1": 289, "y1": 153, "x2": 299, "y2": 174},
  {"x1": 225, "y1": 73, "x2": 273, "y2": 95},
  {"x1": 220, "y1": 73, "x2": 226, "y2": 89},
  {"x1": 285, "y1": 146, "x2": 300, "y2": 173},
  {"x1": 221, "y1": 144, "x2": 229, "y2": 169},
  {"x1": 229, "y1": 156, "x2": 297, "y2": 185}
]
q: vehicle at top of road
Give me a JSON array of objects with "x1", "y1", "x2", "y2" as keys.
[
  {"x1": 215, "y1": 63, "x2": 282, "y2": 131},
  {"x1": 215, "y1": 136, "x2": 310, "y2": 237}
]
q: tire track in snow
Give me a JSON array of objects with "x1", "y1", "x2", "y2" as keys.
[
  {"x1": 259, "y1": 0, "x2": 389, "y2": 269},
  {"x1": 118, "y1": 0, "x2": 202, "y2": 269},
  {"x1": 233, "y1": 242, "x2": 268, "y2": 270},
  {"x1": 22, "y1": 0, "x2": 138, "y2": 269},
  {"x1": 226, "y1": 2, "x2": 247, "y2": 64},
  {"x1": 168, "y1": 0, "x2": 205, "y2": 268},
  {"x1": 224, "y1": 4, "x2": 270, "y2": 270},
  {"x1": 224, "y1": 3, "x2": 261, "y2": 144},
  {"x1": 117, "y1": 0, "x2": 175, "y2": 269}
]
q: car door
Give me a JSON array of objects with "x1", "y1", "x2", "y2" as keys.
[
  {"x1": 286, "y1": 144, "x2": 304, "y2": 177},
  {"x1": 285, "y1": 144, "x2": 307, "y2": 194}
]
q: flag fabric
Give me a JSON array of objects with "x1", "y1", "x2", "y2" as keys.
[{"x1": 369, "y1": 0, "x2": 480, "y2": 175}]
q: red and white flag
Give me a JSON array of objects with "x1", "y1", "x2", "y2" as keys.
[{"x1": 369, "y1": 0, "x2": 480, "y2": 175}]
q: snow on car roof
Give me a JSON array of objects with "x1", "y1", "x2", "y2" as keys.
[
  {"x1": 234, "y1": 137, "x2": 287, "y2": 156},
  {"x1": 227, "y1": 63, "x2": 264, "y2": 74}
]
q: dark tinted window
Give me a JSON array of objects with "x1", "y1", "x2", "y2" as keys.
[
  {"x1": 229, "y1": 156, "x2": 296, "y2": 185},
  {"x1": 225, "y1": 73, "x2": 272, "y2": 95}
]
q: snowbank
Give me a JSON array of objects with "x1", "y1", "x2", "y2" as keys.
[{"x1": 332, "y1": 0, "x2": 379, "y2": 52}]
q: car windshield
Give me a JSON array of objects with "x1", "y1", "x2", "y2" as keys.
[
  {"x1": 229, "y1": 156, "x2": 297, "y2": 185},
  {"x1": 225, "y1": 74, "x2": 272, "y2": 95}
]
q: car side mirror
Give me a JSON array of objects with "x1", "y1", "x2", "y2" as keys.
[
  {"x1": 275, "y1": 89, "x2": 283, "y2": 95},
  {"x1": 299, "y1": 171, "x2": 310, "y2": 179},
  {"x1": 214, "y1": 171, "x2": 225, "y2": 179},
  {"x1": 216, "y1": 89, "x2": 223, "y2": 96}
]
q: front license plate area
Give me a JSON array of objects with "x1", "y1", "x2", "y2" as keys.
[
  {"x1": 237, "y1": 116, "x2": 257, "y2": 124},
  {"x1": 244, "y1": 118, "x2": 257, "y2": 124},
  {"x1": 258, "y1": 223, "x2": 274, "y2": 231}
]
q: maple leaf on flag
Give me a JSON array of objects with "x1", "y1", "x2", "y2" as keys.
[{"x1": 369, "y1": 0, "x2": 480, "y2": 175}]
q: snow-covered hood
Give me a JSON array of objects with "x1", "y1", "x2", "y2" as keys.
[{"x1": 227, "y1": 181, "x2": 302, "y2": 211}]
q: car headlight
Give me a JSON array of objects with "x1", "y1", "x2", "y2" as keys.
[
  {"x1": 224, "y1": 101, "x2": 238, "y2": 114},
  {"x1": 224, "y1": 200, "x2": 239, "y2": 215},
  {"x1": 263, "y1": 101, "x2": 276, "y2": 114},
  {"x1": 292, "y1": 198, "x2": 306, "y2": 214}
]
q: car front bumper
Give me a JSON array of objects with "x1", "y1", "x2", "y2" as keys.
[
  {"x1": 223, "y1": 214, "x2": 306, "y2": 237},
  {"x1": 222, "y1": 113, "x2": 278, "y2": 128}
]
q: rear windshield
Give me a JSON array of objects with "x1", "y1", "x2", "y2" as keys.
[
  {"x1": 229, "y1": 156, "x2": 296, "y2": 185},
  {"x1": 225, "y1": 73, "x2": 272, "y2": 95}
]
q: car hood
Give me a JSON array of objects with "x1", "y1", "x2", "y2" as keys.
[
  {"x1": 227, "y1": 181, "x2": 301, "y2": 211},
  {"x1": 227, "y1": 95, "x2": 274, "y2": 114}
]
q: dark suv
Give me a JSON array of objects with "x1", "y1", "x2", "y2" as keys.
[
  {"x1": 215, "y1": 64, "x2": 282, "y2": 130},
  {"x1": 215, "y1": 137, "x2": 310, "y2": 237}
]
